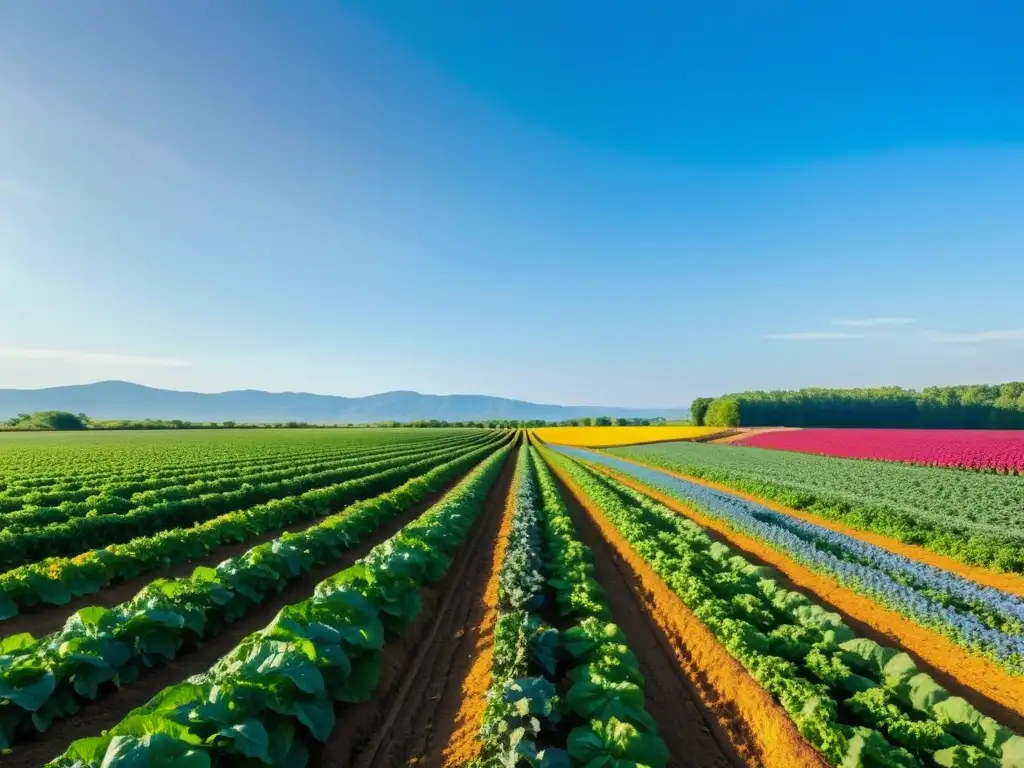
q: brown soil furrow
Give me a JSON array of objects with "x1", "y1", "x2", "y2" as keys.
[
  {"x1": 605, "y1": 451, "x2": 1024, "y2": 597},
  {"x1": 313, "y1": 446, "x2": 518, "y2": 768},
  {"x1": 4, "y1": 465, "x2": 485, "y2": 768},
  {"x1": 548, "y1": 464, "x2": 760, "y2": 768},
  {"x1": 592, "y1": 464, "x2": 1024, "y2": 730},
  {"x1": 439, "y1": 464, "x2": 516, "y2": 766}
]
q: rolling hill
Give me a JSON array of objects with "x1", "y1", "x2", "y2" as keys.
[{"x1": 0, "y1": 381, "x2": 687, "y2": 424}]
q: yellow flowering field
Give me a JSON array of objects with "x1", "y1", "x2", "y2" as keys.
[{"x1": 531, "y1": 426, "x2": 726, "y2": 447}]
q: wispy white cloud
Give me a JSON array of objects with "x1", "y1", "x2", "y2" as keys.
[
  {"x1": 766, "y1": 332, "x2": 865, "y2": 341},
  {"x1": 928, "y1": 329, "x2": 1024, "y2": 344},
  {"x1": 0, "y1": 178, "x2": 44, "y2": 202},
  {"x1": 0, "y1": 347, "x2": 193, "y2": 367},
  {"x1": 831, "y1": 317, "x2": 917, "y2": 327}
]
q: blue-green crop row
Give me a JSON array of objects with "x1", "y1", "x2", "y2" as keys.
[{"x1": 610, "y1": 440, "x2": 1024, "y2": 573}]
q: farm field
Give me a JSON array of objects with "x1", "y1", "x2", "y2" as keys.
[
  {"x1": 606, "y1": 438, "x2": 1024, "y2": 574},
  {"x1": 731, "y1": 428, "x2": 1024, "y2": 473},
  {"x1": 0, "y1": 426, "x2": 1021, "y2": 767},
  {"x1": 533, "y1": 425, "x2": 726, "y2": 447}
]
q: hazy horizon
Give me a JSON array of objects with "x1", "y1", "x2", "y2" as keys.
[{"x1": 3, "y1": 3, "x2": 1022, "y2": 408}]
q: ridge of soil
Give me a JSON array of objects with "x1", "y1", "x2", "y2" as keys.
[
  {"x1": 593, "y1": 464, "x2": 1024, "y2": 730},
  {"x1": 604, "y1": 451, "x2": 1024, "y2": 597},
  {"x1": 4, "y1": 462, "x2": 487, "y2": 768},
  {"x1": 547, "y1": 463, "x2": 766, "y2": 768},
  {"x1": 312, "y1": 447, "x2": 518, "y2": 768}
]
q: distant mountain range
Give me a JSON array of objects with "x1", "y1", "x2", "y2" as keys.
[{"x1": 0, "y1": 381, "x2": 687, "y2": 424}]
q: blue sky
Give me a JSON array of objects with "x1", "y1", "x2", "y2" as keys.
[{"x1": 1, "y1": 1, "x2": 1023, "y2": 407}]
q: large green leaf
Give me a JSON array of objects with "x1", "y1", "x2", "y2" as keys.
[
  {"x1": 216, "y1": 718, "x2": 269, "y2": 762},
  {"x1": 99, "y1": 733, "x2": 211, "y2": 768},
  {"x1": 566, "y1": 670, "x2": 645, "y2": 721},
  {"x1": 270, "y1": 694, "x2": 335, "y2": 741},
  {"x1": 334, "y1": 651, "x2": 382, "y2": 702},
  {"x1": 0, "y1": 669, "x2": 55, "y2": 711},
  {"x1": 0, "y1": 595, "x2": 19, "y2": 621},
  {"x1": 567, "y1": 718, "x2": 669, "y2": 768},
  {"x1": 34, "y1": 577, "x2": 72, "y2": 607},
  {"x1": 0, "y1": 632, "x2": 36, "y2": 654}
]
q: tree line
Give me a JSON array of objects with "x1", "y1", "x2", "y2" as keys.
[
  {"x1": 2, "y1": 411, "x2": 670, "y2": 432},
  {"x1": 690, "y1": 383, "x2": 1024, "y2": 429}
]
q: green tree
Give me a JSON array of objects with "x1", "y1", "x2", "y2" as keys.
[
  {"x1": 20, "y1": 411, "x2": 88, "y2": 430},
  {"x1": 690, "y1": 397, "x2": 714, "y2": 426},
  {"x1": 704, "y1": 398, "x2": 741, "y2": 427}
]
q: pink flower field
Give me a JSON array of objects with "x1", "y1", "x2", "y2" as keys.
[{"x1": 733, "y1": 428, "x2": 1024, "y2": 473}]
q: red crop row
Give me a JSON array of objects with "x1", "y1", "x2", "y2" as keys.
[{"x1": 733, "y1": 428, "x2": 1024, "y2": 473}]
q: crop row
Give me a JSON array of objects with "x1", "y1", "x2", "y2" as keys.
[
  {"x1": 0, "y1": 434, "x2": 506, "y2": 570},
  {"x1": 0, "y1": 436, "x2": 506, "y2": 749},
  {"x1": 558, "y1": 447, "x2": 1024, "y2": 675},
  {"x1": 0, "y1": 433, "x2": 511, "y2": 619},
  {"x1": 608, "y1": 441, "x2": 1024, "y2": 573},
  {"x1": 471, "y1": 444, "x2": 668, "y2": 766},
  {"x1": 544, "y1": 446, "x2": 1024, "y2": 768},
  {"x1": 1, "y1": 433, "x2": 493, "y2": 530},
  {"x1": 42, "y1": 439, "x2": 512, "y2": 766},
  {"x1": 0, "y1": 429, "x2": 480, "y2": 490},
  {"x1": 0, "y1": 434, "x2": 479, "y2": 512},
  {"x1": 0, "y1": 431, "x2": 481, "y2": 513}
]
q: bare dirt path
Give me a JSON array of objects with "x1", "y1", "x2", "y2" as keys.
[
  {"x1": 312, "y1": 446, "x2": 518, "y2": 768},
  {"x1": 4, "y1": 462, "x2": 488, "y2": 768}
]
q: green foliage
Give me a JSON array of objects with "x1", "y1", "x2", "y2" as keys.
[
  {"x1": 700, "y1": 383, "x2": 1024, "y2": 428},
  {"x1": 610, "y1": 441, "x2": 1024, "y2": 573},
  {"x1": 0, "y1": 432, "x2": 505, "y2": 570},
  {"x1": 4, "y1": 411, "x2": 87, "y2": 430},
  {"x1": 543, "y1": 450, "x2": 1020, "y2": 768},
  {"x1": 689, "y1": 397, "x2": 714, "y2": 427},
  {"x1": 45, "y1": 444, "x2": 510, "y2": 766},
  {"x1": 567, "y1": 717, "x2": 670, "y2": 768},
  {"x1": 0, "y1": 440, "x2": 511, "y2": 748},
  {"x1": 704, "y1": 397, "x2": 741, "y2": 427}
]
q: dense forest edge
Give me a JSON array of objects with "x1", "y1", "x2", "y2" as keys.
[{"x1": 691, "y1": 382, "x2": 1024, "y2": 429}]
